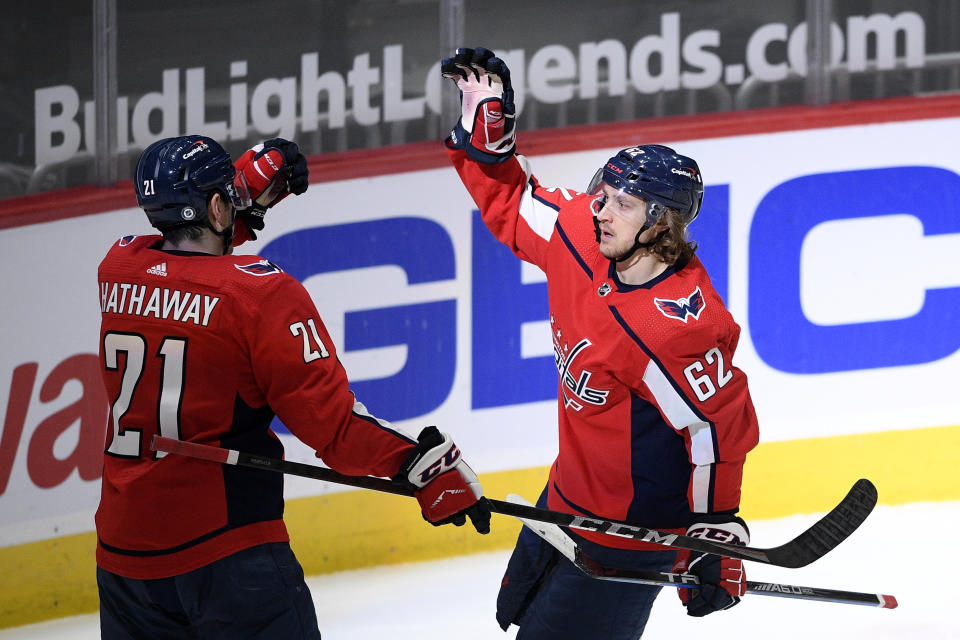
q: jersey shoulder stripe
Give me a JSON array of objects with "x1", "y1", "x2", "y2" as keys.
[
  {"x1": 519, "y1": 177, "x2": 561, "y2": 242},
  {"x1": 554, "y1": 221, "x2": 594, "y2": 279}
]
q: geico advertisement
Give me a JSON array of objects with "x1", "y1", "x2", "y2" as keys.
[{"x1": 1, "y1": 116, "x2": 959, "y2": 546}]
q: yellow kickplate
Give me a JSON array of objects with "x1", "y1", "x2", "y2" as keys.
[{"x1": 1, "y1": 425, "x2": 956, "y2": 629}]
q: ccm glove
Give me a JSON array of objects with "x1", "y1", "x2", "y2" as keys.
[
  {"x1": 395, "y1": 426, "x2": 491, "y2": 534},
  {"x1": 441, "y1": 46, "x2": 516, "y2": 164},
  {"x1": 234, "y1": 138, "x2": 309, "y2": 233},
  {"x1": 673, "y1": 517, "x2": 749, "y2": 617}
]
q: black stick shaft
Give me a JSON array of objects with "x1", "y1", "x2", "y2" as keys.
[{"x1": 151, "y1": 436, "x2": 875, "y2": 568}]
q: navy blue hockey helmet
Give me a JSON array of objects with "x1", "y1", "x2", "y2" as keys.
[
  {"x1": 587, "y1": 144, "x2": 703, "y2": 225},
  {"x1": 134, "y1": 135, "x2": 251, "y2": 230}
]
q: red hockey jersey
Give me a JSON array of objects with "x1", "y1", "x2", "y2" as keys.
[
  {"x1": 450, "y1": 147, "x2": 759, "y2": 549},
  {"x1": 96, "y1": 234, "x2": 415, "y2": 579}
]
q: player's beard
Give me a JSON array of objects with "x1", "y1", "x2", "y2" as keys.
[
  {"x1": 600, "y1": 224, "x2": 664, "y2": 263},
  {"x1": 598, "y1": 236, "x2": 625, "y2": 260},
  {"x1": 598, "y1": 227, "x2": 636, "y2": 262}
]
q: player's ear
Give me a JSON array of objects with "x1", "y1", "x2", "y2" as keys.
[{"x1": 207, "y1": 192, "x2": 231, "y2": 231}]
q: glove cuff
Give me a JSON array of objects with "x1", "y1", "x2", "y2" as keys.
[
  {"x1": 241, "y1": 204, "x2": 268, "y2": 230},
  {"x1": 447, "y1": 108, "x2": 517, "y2": 165},
  {"x1": 446, "y1": 120, "x2": 469, "y2": 151},
  {"x1": 394, "y1": 426, "x2": 461, "y2": 490},
  {"x1": 465, "y1": 139, "x2": 516, "y2": 165}
]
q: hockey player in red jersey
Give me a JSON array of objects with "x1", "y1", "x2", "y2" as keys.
[
  {"x1": 442, "y1": 48, "x2": 759, "y2": 638},
  {"x1": 95, "y1": 135, "x2": 490, "y2": 639}
]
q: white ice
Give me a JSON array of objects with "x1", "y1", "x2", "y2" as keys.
[{"x1": 3, "y1": 501, "x2": 957, "y2": 639}]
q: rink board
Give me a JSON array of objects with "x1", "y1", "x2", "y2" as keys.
[
  {"x1": 2, "y1": 96, "x2": 960, "y2": 627},
  {"x1": 1, "y1": 424, "x2": 958, "y2": 628}
]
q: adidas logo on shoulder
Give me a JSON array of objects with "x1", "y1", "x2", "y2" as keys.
[{"x1": 146, "y1": 262, "x2": 168, "y2": 277}]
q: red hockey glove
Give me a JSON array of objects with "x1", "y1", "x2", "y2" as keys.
[
  {"x1": 441, "y1": 46, "x2": 516, "y2": 164},
  {"x1": 673, "y1": 517, "x2": 749, "y2": 617},
  {"x1": 233, "y1": 138, "x2": 309, "y2": 234},
  {"x1": 395, "y1": 426, "x2": 491, "y2": 534}
]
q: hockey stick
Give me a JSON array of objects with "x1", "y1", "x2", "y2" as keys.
[
  {"x1": 506, "y1": 494, "x2": 897, "y2": 609},
  {"x1": 150, "y1": 436, "x2": 875, "y2": 568}
]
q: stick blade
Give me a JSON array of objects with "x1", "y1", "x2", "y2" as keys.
[
  {"x1": 767, "y1": 479, "x2": 878, "y2": 568},
  {"x1": 505, "y1": 494, "x2": 578, "y2": 563}
]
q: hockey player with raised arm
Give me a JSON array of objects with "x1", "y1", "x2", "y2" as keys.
[
  {"x1": 441, "y1": 48, "x2": 759, "y2": 638},
  {"x1": 95, "y1": 135, "x2": 490, "y2": 639}
]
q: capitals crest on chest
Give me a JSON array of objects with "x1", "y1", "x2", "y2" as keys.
[{"x1": 550, "y1": 315, "x2": 611, "y2": 411}]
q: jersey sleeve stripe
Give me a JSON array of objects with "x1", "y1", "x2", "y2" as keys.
[
  {"x1": 608, "y1": 307, "x2": 712, "y2": 425},
  {"x1": 686, "y1": 422, "x2": 717, "y2": 465},
  {"x1": 530, "y1": 189, "x2": 562, "y2": 212},
  {"x1": 640, "y1": 373, "x2": 717, "y2": 513},
  {"x1": 351, "y1": 397, "x2": 416, "y2": 443},
  {"x1": 610, "y1": 306, "x2": 722, "y2": 514},
  {"x1": 689, "y1": 426, "x2": 717, "y2": 513},
  {"x1": 519, "y1": 181, "x2": 560, "y2": 242},
  {"x1": 642, "y1": 360, "x2": 706, "y2": 432},
  {"x1": 514, "y1": 155, "x2": 560, "y2": 242}
]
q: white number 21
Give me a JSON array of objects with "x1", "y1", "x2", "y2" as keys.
[
  {"x1": 103, "y1": 332, "x2": 184, "y2": 458},
  {"x1": 290, "y1": 318, "x2": 330, "y2": 363}
]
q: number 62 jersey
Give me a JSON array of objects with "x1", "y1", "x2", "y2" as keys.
[
  {"x1": 96, "y1": 235, "x2": 415, "y2": 579},
  {"x1": 449, "y1": 147, "x2": 760, "y2": 549}
]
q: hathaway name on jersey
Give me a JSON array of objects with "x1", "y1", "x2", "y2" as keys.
[{"x1": 99, "y1": 281, "x2": 220, "y2": 327}]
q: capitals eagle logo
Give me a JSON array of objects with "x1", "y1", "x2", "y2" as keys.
[
  {"x1": 654, "y1": 287, "x2": 706, "y2": 322},
  {"x1": 234, "y1": 260, "x2": 283, "y2": 276}
]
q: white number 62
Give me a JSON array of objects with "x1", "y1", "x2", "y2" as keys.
[{"x1": 683, "y1": 347, "x2": 733, "y2": 401}]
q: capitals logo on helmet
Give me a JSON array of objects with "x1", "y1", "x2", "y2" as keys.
[{"x1": 134, "y1": 135, "x2": 251, "y2": 231}]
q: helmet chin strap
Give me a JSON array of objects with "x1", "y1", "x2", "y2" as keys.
[
  {"x1": 613, "y1": 225, "x2": 666, "y2": 262},
  {"x1": 592, "y1": 197, "x2": 666, "y2": 263}
]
